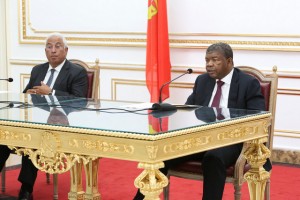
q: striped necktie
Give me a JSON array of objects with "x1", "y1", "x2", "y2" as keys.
[{"x1": 46, "y1": 69, "x2": 56, "y2": 87}]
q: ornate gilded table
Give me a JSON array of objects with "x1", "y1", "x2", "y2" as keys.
[{"x1": 0, "y1": 93, "x2": 271, "y2": 200}]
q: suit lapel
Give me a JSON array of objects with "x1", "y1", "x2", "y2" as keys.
[
  {"x1": 53, "y1": 60, "x2": 69, "y2": 89},
  {"x1": 38, "y1": 64, "x2": 49, "y2": 83},
  {"x1": 203, "y1": 77, "x2": 215, "y2": 106},
  {"x1": 228, "y1": 68, "x2": 239, "y2": 107}
]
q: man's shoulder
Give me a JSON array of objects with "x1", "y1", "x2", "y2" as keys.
[
  {"x1": 65, "y1": 60, "x2": 87, "y2": 72},
  {"x1": 234, "y1": 67, "x2": 257, "y2": 81},
  {"x1": 32, "y1": 62, "x2": 48, "y2": 70},
  {"x1": 197, "y1": 72, "x2": 210, "y2": 79},
  {"x1": 196, "y1": 73, "x2": 211, "y2": 81}
]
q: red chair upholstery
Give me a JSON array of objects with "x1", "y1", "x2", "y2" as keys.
[
  {"x1": 86, "y1": 71, "x2": 94, "y2": 98},
  {"x1": 164, "y1": 66, "x2": 278, "y2": 200},
  {"x1": 69, "y1": 59, "x2": 100, "y2": 100}
]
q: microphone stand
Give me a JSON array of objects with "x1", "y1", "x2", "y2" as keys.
[
  {"x1": 158, "y1": 69, "x2": 192, "y2": 103},
  {"x1": 149, "y1": 68, "x2": 194, "y2": 132},
  {"x1": 151, "y1": 68, "x2": 193, "y2": 113},
  {"x1": 0, "y1": 78, "x2": 13, "y2": 82}
]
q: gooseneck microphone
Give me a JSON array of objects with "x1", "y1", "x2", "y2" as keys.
[
  {"x1": 0, "y1": 78, "x2": 13, "y2": 82},
  {"x1": 158, "y1": 68, "x2": 192, "y2": 103},
  {"x1": 152, "y1": 68, "x2": 193, "y2": 112}
]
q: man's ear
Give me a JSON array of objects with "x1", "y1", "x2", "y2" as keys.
[{"x1": 227, "y1": 57, "x2": 233, "y2": 66}]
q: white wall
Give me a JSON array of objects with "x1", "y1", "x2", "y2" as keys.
[
  {"x1": 2, "y1": 0, "x2": 300, "y2": 151},
  {"x1": 0, "y1": 0, "x2": 9, "y2": 91}
]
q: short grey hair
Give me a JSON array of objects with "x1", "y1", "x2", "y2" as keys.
[
  {"x1": 45, "y1": 32, "x2": 68, "y2": 48},
  {"x1": 206, "y1": 42, "x2": 233, "y2": 59}
]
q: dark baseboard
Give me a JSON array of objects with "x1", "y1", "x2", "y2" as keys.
[
  {"x1": 0, "y1": 194, "x2": 17, "y2": 200},
  {"x1": 3, "y1": 164, "x2": 21, "y2": 171},
  {"x1": 271, "y1": 148, "x2": 300, "y2": 166}
]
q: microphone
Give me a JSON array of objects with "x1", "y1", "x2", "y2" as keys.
[
  {"x1": 158, "y1": 68, "x2": 192, "y2": 103},
  {"x1": 151, "y1": 68, "x2": 193, "y2": 112},
  {"x1": 8, "y1": 102, "x2": 14, "y2": 108},
  {"x1": 0, "y1": 78, "x2": 13, "y2": 82},
  {"x1": 0, "y1": 102, "x2": 14, "y2": 110}
]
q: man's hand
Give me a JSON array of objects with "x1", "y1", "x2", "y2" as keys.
[
  {"x1": 26, "y1": 89, "x2": 37, "y2": 94},
  {"x1": 32, "y1": 81, "x2": 52, "y2": 95}
]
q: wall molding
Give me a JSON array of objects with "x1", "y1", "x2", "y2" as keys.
[
  {"x1": 19, "y1": 0, "x2": 300, "y2": 51},
  {"x1": 275, "y1": 130, "x2": 300, "y2": 138},
  {"x1": 20, "y1": 73, "x2": 30, "y2": 93},
  {"x1": 9, "y1": 58, "x2": 300, "y2": 75},
  {"x1": 9, "y1": 59, "x2": 300, "y2": 95},
  {"x1": 0, "y1": 0, "x2": 8, "y2": 91}
]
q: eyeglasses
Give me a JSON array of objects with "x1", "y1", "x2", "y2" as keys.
[{"x1": 46, "y1": 44, "x2": 65, "y2": 50}]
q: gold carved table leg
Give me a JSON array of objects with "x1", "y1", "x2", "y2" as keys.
[
  {"x1": 244, "y1": 139, "x2": 271, "y2": 200},
  {"x1": 84, "y1": 158, "x2": 101, "y2": 200},
  {"x1": 134, "y1": 162, "x2": 168, "y2": 200},
  {"x1": 68, "y1": 162, "x2": 85, "y2": 200}
]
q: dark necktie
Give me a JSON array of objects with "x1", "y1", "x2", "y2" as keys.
[
  {"x1": 46, "y1": 69, "x2": 56, "y2": 87},
  {"x1": 46, "y1": 69, "x2": 55, "y2": 104},
  {"x1": 211, "y1": 80, "x2": 224, "y2": 108},
  {"x1": 216, "y1": 107, "x2": 225, "y2": 120}
]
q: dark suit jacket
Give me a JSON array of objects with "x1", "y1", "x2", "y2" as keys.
[
  {"x1": 186, "y1": 68, "x2": 271, "y2": 171},
  {"x1": 23, "y1": 60, "x2": 88, "y2": 98},
  {"x1": 186, "y1": 68, "x2": 265, "y2": 111},
  {"x1": 18, "y1": 59, "x2": 88, "y2": 188}
]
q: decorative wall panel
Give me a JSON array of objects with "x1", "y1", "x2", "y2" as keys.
[{"x1": 20, "y1": 0, "x2": 300, "y2": 51}]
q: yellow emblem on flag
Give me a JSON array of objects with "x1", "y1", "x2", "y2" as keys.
[
  {"x1": 148, "y1": 0, "x2": 158, "y2": 19},
  {"x1": 148, "y1": 124, "x2": 157, "y2": 134}
]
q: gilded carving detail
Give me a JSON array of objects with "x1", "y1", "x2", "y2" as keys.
[
  {"x1": 134, "y1": 162, "x2": 168, "y2": 200},
  {"x1": 40, "y1": 131, "x2": 61, "y2": 158},
  {"x1": 31, "y1": 150, "x2": 76, "y2": 174},
  {"x1": 0, "y1": 130, "x2": 31, "y2": 141},
  {"x1": 69, "y1": 139, "x2": 134, "y2": 154},
  {"x1": 243, "y1": 142, "x2": 271, "y2": 200},
  {"x1": 244, "y1": 171, "x2": 270, "y2": 184},
  {"x1": 68, "y1": 193, "x2": 84, "y2": 200},
  {"x1": 217, "y1": 126, "x2": 258, "y2": 140},
  {"x1": 83, "y1": 194, "x2": 101, "y2": 200},
  {"x1": 146, "y1": 145, "x2": 158, "y2": 159},
  {"x1": 263, "y1": 120, "x2": 271, "y2": 134},
  {"x1": 244, "y1": 143, "x2": 271, "y2": 167},
  {"x1": 11, "y1": 146, "x2": 97, "y2": 174},
  {"x1": 163, "y1": 136, "x2": 211, "y2": 153},
  {"x1": 84, "y1": 159, "x2": 101, "y2": 200}
]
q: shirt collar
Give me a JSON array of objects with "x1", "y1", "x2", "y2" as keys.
[
  {"x1": 219, "y1": 68, "x2": 234, "y2": 85},
  {"x1": 48, "y1": 59, "x2": 66, "y2": 73}
]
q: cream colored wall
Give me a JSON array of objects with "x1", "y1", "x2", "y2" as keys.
[
  {"x1": 2, "y1": 0, "x2": 300, "y2": 153},
  {"x1": 0, "y1": 0, "x2": 9, "y2": 91}
]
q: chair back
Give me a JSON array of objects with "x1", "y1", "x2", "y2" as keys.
[
  {"x1": 236, "y1": 66, "x2": 278, "y2": 150},
  {"x1": 164, "y1": 66, "x2": 278, "y2": 200},
  {"x1": 69, "y1": 59, "x2": 100, "y2": 100}
]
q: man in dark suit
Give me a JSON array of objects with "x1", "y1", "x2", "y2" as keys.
[
  {"x1": 134, "y1": 42, "x2": 271, "y2": 200},
  {"x1": 0, "y1": 32, "x2": 88, "y2": 200}
]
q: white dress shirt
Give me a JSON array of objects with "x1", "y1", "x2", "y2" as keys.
[
  {"x1": 209, "y1": 68, "x2": 234, "y2": 108},
  {"x1": 43, "y1": 59, "x2": 66, "y2": 95}
]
